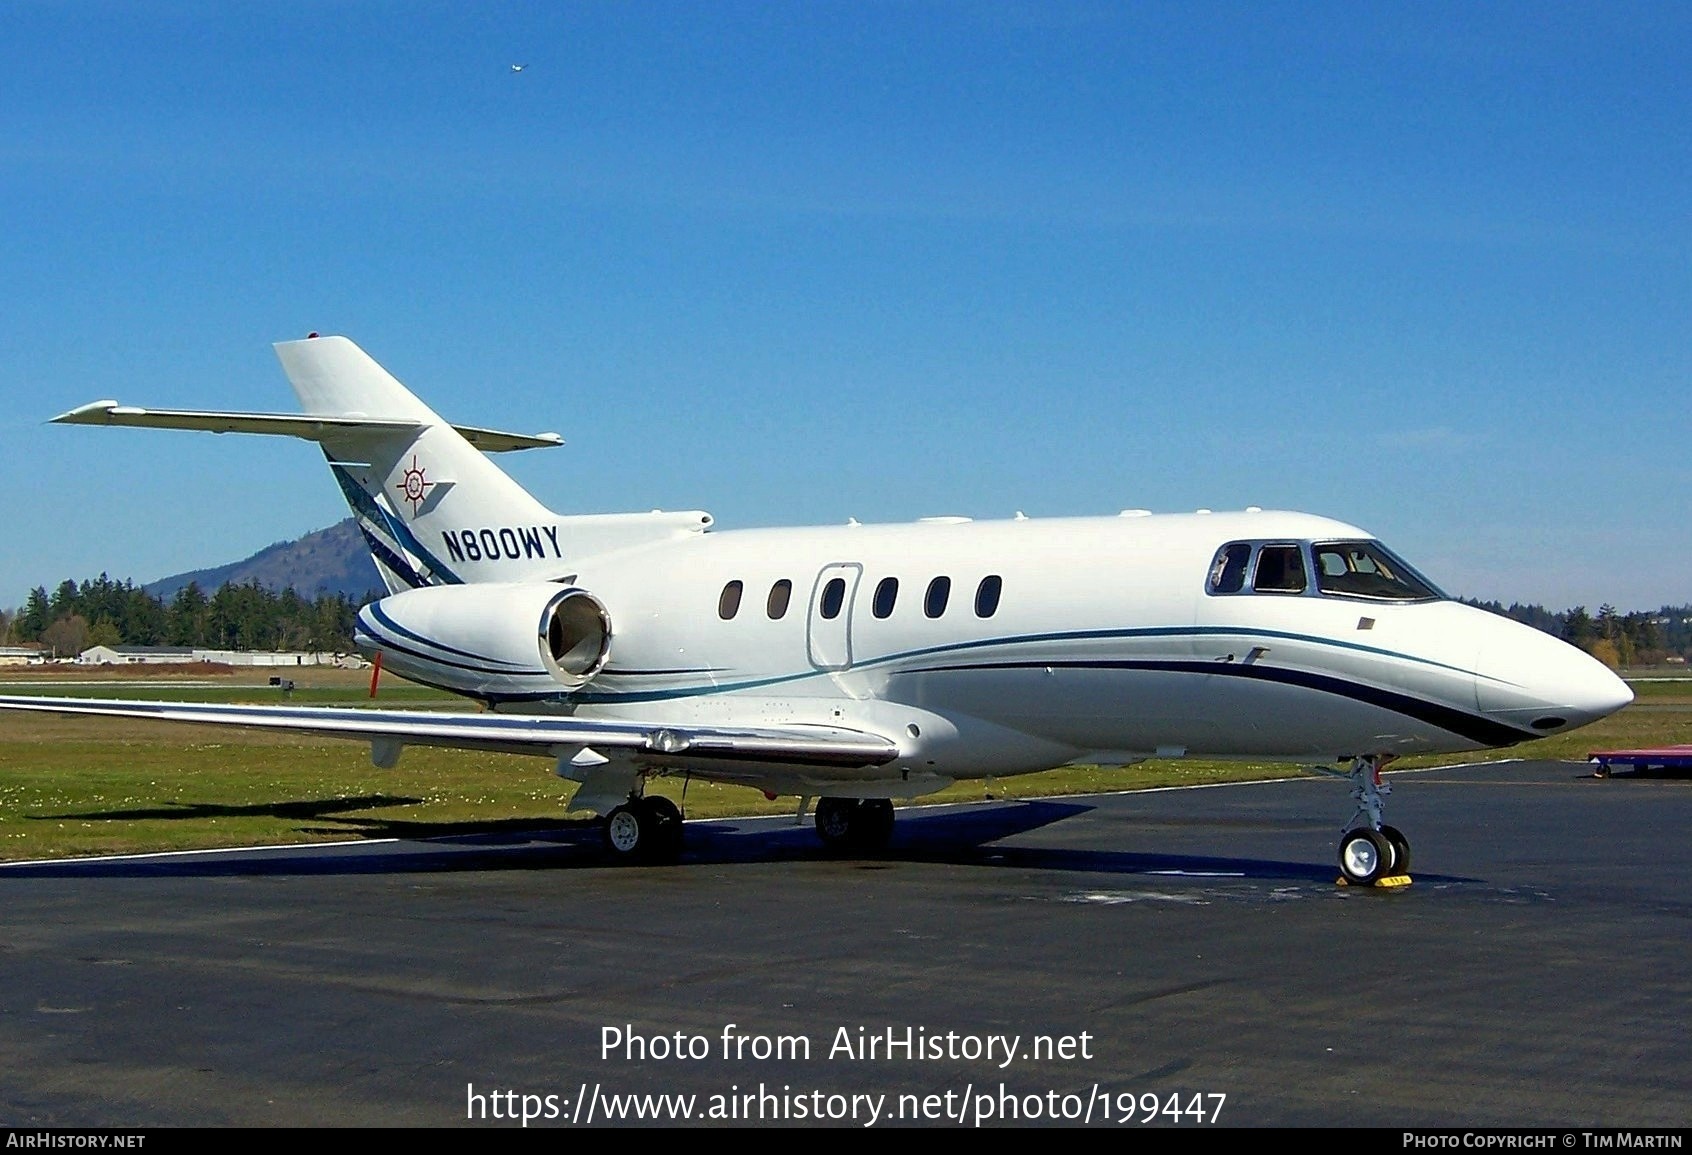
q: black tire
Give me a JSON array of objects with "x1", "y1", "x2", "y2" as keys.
[
  {"x1": 858, "y1": 799, "x2": 895, "y2": 850},
  {"x1": 645, "y1": 795, "x2": 683, "y2": 825},
  {"x1": 1379, "y1": 824, "x2": 1411, "y2": 876},
  {"x1": 1337, "y1": 827, "x2": 1391, "y2": 885},
  {"x1": 815, "y1": 798, "x2": 858, "y2": 850},
  {"x1": 644, "y1": 796, "x2": 685, "y2": 864}
]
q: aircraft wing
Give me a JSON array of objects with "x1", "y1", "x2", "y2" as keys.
[{"x1": 0, "y1": 695, "x2": 898, "y2": 768}]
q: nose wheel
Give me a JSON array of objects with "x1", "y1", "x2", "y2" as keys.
[
  {"x1": 1339, "y1": 827, "x2": 1391, "y2": 884},
  {"x1": 1335, "y1": 756, "x2": 1412, "y2": 887}
]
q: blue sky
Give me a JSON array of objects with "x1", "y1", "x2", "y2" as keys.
[{"x1": 1, "y1": 2, "x2": 1685, "y2": 610}]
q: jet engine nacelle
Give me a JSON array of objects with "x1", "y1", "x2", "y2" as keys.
[{"x1": 356, "y1": 582, "x2": 612, "y2": 699}]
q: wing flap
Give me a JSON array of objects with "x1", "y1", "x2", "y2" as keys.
[{"x1": 0, "y1": 696, "x2": 898, "y2": 768}]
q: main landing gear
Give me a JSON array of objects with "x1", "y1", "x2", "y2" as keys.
[
  {"x1": 814, "y1": 797, "x2": 895, "y2": 853},
  {"x1": 603, "y1": 794, "x2": 685, "y2": 864},
  {"x1": 1335, "y1": 754, "x2": 1412, "y2": 887}
]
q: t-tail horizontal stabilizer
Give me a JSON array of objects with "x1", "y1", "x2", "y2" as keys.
[{"x1": 50, "y1": 401, "x2": 564, "y2": 452}]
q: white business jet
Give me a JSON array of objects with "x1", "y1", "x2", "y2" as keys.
[{"x1": 0, "y1": 336, "x2": 1632, "y2": 880}]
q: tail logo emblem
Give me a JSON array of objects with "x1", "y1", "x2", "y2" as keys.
[{"x1": 395, "y1": 455, "x2": 435, "y2": 515}]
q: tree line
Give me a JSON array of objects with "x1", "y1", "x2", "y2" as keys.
[{"x1": 0, "y1": 575, "x2": 366, "y2": 658}]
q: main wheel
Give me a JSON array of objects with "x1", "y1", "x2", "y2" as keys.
[
  {"x1": 645, "y1": 795, "x2": 683, "y2": 825},
  {"x1": 1338, "y1": 827, "x2": 1391, "y2": 885},
  {"x1": 815, "y1": 797, "x2": 858, "y2": 850},
  {"x1": 1379, "y1": 824, "x2": 1411, "y2": 876},
  {"x1": 604, "y1": 804, "x2": 650, "y2": 862},
  {"x1": 858, "y1": 798, "x2": 895, "y2": 850},
  {"x1": 644, "y1": 796, "x2": 685, "y2": 864}
]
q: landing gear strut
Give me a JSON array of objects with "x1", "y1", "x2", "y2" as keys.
[
  {"x1": 1336, "y1": 755, "x2": 1412, "y2": 886},
  {"x1": 814, "y1": 797, "x2": 895, "y2": 852},
  {"x1": 603, "y1": 794, "x2": 685, "y2": 864}
]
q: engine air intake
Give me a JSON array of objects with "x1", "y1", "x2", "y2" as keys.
[{"x1": 543, "y1": 588, "x2": 611, "y2": 684}]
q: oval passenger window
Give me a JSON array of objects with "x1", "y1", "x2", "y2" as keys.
[
  {"x1": 767, "y1": 579, "x2": 792, "y2": 619},
  {"x1": 925, "y1": 576, "x2": 951, "y2": 618},
  {"x1": 718, "y1": 580, "x2": 743, "y2": 620},
  {"x1": 820, "y1": 577, "x2": 846, "y2": 620},
  {"x1": 873, "y1": 577, "x2": 899, "y2": 619}
]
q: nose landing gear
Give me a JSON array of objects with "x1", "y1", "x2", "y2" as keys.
[{"x1": 1335, "y1": 755, "x2": 1412, "y2": 887}]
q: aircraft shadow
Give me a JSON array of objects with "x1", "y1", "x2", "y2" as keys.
[
  {"x1": 32, "y1": 794, "x2": 425, "y2": 823},
  {"x1": 4, "y1": 798, "x2": 1348, "y2": 884}
]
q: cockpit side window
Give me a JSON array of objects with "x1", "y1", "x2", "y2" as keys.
[
  {"x1": 1252, "y1": 544, "x2": 1308, "y2": 594},
  {"x1": 1208, "y1": 543, "x2": 1252, "y2": 594},
  {"x1": 1313, "y1": 541, "x2": 1443, "y2": 602}
]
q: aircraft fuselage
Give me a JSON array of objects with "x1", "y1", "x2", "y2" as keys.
[{"x1": 362, "y1": 508, "x2": 1629, "y2": 800}]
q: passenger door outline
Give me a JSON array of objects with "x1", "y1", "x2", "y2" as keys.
[{"x1": 806, "y1": 563, "x2": 862, "y2": 671}]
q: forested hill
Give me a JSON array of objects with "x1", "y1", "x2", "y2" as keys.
[{"x1": 145, "y1": 519, "x2": 381, "y2": 602}]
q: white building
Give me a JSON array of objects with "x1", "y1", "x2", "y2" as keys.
[
  {"x1": 190, "y1": 649, "x2": 345, "y2": 667},
  {"x1": 78, "y1": 646, "x2": 349, "y2": 667},
  {"x1": 78, "y1": 646, "x2": 196, "y2": 665}
]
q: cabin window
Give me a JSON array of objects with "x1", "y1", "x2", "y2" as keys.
[
  {"x1": 975, "y1": 574, "x2": 1003, "y2": 618},
  {"x1": 925, "y1": 576, "x2": 951, "y2": 618},
  {"x1": 1252, "y1": 545, "x2": 1307, "y2": 595},
  {"x1": 718, "y1": 580, "x2": 744, "y2": 620},
  {"x1": 767, "y1": 579, "x2": 793, "y2": 619},
  {"x1": 873, "y1": 577, "x2": 899, "y2": 619},
  {"x1": 1313, "y1": 541, "x2": 1443, "y2": 602},
  {"x1": 1208, "y1": 543, "x2": 1252, "y2": 594},
  {"x1": 820, "y1": 577, "x2": 846, "y2": 620}
]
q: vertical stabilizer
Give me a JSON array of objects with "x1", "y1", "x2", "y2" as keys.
[
  {"x1": 274, "y1": 336, "x2": 445, "y2": 422},
  {"x1": 274, "y1": 336, "x2": 561, "y2": 591}
]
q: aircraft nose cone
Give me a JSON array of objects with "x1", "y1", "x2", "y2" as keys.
[
  {"x1": 1564, "y1": 658, "x2": 1634, "y2": 724},
  {"x1": 1523, "y1": 647, "x2": 1633, "y2": 728},
  {"x1": 1476, "y1": 620, "x2": 1633, "y2": 734}
]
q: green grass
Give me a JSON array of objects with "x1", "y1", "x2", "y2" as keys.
[
  {"x1": 1619, "y1": 677, "x2": 1692, "y2": 699},
  {"x1": 1, "y1": 669, "x2": 1686, "y2": 862}
]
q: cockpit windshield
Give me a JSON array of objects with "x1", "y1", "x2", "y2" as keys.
[
  {"x1": 1206, "y1": 539, "x2": 1446, "y2": 602},
  {"x1": 1311, "y1": 541, "x2": 1444, "y2": 602}
]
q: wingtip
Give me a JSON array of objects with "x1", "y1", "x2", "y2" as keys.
[{"x1": 50, "y1": 400, "x2": 121, "y2": 424}]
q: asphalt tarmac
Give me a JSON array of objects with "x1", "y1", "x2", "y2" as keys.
[{"x1": 2, "y1": 758, "x2": 1688, "y2": 1128}]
